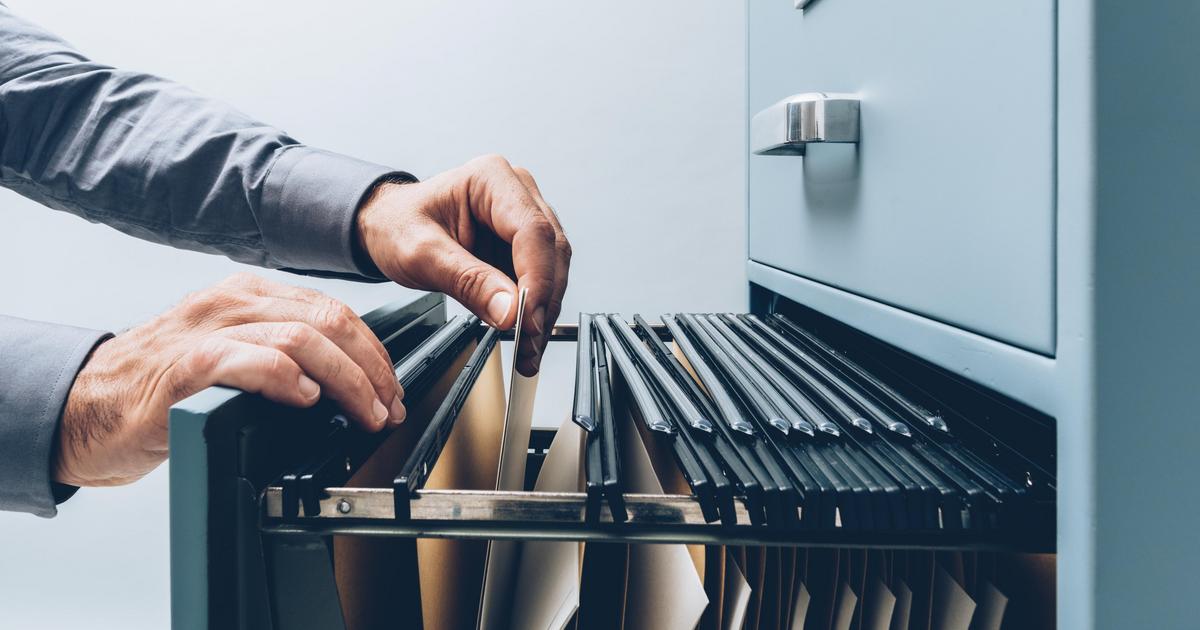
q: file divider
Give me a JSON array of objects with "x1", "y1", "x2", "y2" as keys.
[
  {"x1": 593, "y1": 316, "x2": 674, "y2": 435},
  {"x1": 601, "y1": 315, "x2": 721, "y2": 523},
  {"x1": 592, "y1": 328, "x2": 629, "y2": 523},
  {"x1": 393, "y1": 326, "x2": 498, "y2": 521},
  {"x1": 765, "y1": 314, "x2": 949, "y2": 434},
  {"x1": 279, "y1": 316, "x2": 478, "y2": 520},
  {"x1": 270, "y1": 309, "x2": 1052, "y2": 547},
  {"x1": 662, "y1": 315, "x2": 774, "y2": 527},
  {"x1": 735, "y1": 315, "x2": 913, "y2": 437},
  {"x1": 572, "y1": 313, "x2": 597, "y2": 432},
  {"x1": 676, "y1": 314, "x2": 803, "y2": 528}
]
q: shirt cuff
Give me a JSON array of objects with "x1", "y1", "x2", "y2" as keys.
[
  {"x1": 259, "y1": 145, "x2": 417, "y2": 278},
  {"x1": 0, "y1": 316, "x2": 109, "y2": 517}
]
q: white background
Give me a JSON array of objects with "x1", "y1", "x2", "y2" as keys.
[{"x1": 0, "y1": 1, "x2": 746, "y2": 628}]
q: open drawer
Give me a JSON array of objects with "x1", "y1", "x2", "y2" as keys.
[{"x1": 170, "y1": 293, "x2": 1056, "y2": 630}]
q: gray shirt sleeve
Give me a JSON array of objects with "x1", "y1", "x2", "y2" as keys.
[
  {"x1": 0, "y1": 5, "x2": 415, "y2": 515},
  {"x1": 0, "y1": 3, "x2": 413, "y2": 275},
  {"x1": 0, "y1": 316, "x2": 108, "y2": 517}
]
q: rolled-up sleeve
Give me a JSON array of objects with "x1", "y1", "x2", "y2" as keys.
[
  {"x1": 0, "y1": 316, "x2": 108, "y2": 517},
  {"x1": 0, "y1": 3, "x2": 415, "y2": 278}
]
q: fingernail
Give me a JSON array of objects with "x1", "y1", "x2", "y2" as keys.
[
  {"x1": 487, "y1": 292, "x2": 513, "y2": 326},
  {"x1": 372, "y1": 399, "x2": 389, "y2": 426},
  {"x1": 298, "y1": 375, "x2": 320, "y2": 400},
  {"x1": 532, "y1": 306, "x2": 546, "y2": 335},
  {"x1": 389, "y1": 395, "x2": 406, "y2": 425}
]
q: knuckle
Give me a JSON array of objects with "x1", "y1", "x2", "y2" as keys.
[
  {"x1": 452, "y1": 264, "x2": 493, "y2": 302},
  {"x1": 476, "y1": 153, "x2": 510, "y2": 169},
  {"x1": 351, "y1": 370, "x2": 374, "y2": 397},
  {"x1": 324, "y1": 357, "x2": 344, "y2": 383},
  {"x1": 223, "y1": 272, "x2": 261, "y2": 288},
  {"x1": 182, "y1": 288, "x2": 248, "y2": 323},
  {"x1": 185, "y1": 338, "x2": 227, "y2": 375},
  {"x1": 512, "y1": 166, "x2": 532, "y2": 179},
  {"x1": 264, "y1": 349, "x2": 293, "y2": 377},
  {"x1": 373, "y1": 361, "x2": 397, "y2": 392},
  {"x1": 294, "y1": 286, "x2": 326, "y2": 303},
  {"x1": 316, "y1": 303, "x2": 355, "y2": 337},
  {"x1": 557, "y1": 238, "x2": 574, "y2": 261},
  {"x1": 527, "y1": 219, "x2": 556, "y2": 244},
  {"x1": 275, "y1": 322, "x2": 314, "y2": 352}
]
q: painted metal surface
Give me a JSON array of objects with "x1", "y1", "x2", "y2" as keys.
[{"x1": 748, "y1": 0, "x2": 1056, "y2": 353}]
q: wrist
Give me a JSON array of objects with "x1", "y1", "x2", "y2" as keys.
[
  {"x1": 354, "y1": 173, "x2": 418, "y2": 278},
  {"x1": 54, "y1": 334, "x2": 139, "y2": 487}
]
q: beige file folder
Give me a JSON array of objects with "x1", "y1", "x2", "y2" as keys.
[
  {"x1": 479, "y1": 288, "x2": 540, "y2": 630},
  {"x1": 508, "y1": 418, "x2": 586, "y2": 630}
]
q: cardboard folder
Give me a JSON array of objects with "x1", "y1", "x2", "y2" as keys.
[
  {"x1": 509, "y1": 418, "x2": 586, "y2": 630},
  {"x1": 330, "y1": 338, "x2": 506, "y2": 630},
  {"x1": 332, "y1": 337, "x2": 478, "y2": 630},
  {"x1": 324, "y1": 316, "x2": 1052, "y2": 630}
]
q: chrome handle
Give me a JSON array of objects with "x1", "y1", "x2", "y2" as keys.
[{"x1": 750, "y1": 93, "x2": 860, "y2": 156}]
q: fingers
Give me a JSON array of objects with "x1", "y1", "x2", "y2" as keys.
[
  {"x1": 218, "y1": 322, "x2": 398, "y2": 431},
  {"x1": 165, "y1": 338, "x2": 320, "y2": 410},
  {"x1": 232, "y1": 285, "x2": 403, "y2": 418},
  {"x1": 462, "y1": 156, "x2": 559, "y2": 341},
  {"x1": 178, "y1": 274, "x2": 404, "y2": 429},
  {"x1": 511, "y1": 166, "x2": 572, "y2": 375},
  {"x1": 404, "y1": 225, "x2": 520, "y2": 328},
  {"x1": 265, "y1": 284, "x2": 394, "y2": 370}
]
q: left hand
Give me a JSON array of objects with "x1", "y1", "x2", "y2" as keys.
[
  {"x1": 55, "y1": 273, "x2": 402, "y2": 487},
  {"x1": 355, "y1": 155, "x2": 571, "y2": 376}
]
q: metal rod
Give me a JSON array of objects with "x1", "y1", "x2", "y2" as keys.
[{"x1": 260, "y1": 486, "x2": 1055, "y2": 552}]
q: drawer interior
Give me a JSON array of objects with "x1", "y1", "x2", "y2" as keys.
[{"x1": 252, "y1": 297, "x2": 1056, "y2": 629}]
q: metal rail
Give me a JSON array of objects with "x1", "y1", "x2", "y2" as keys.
[{"x1": 260, "y1": 486, "x2": 1054, "y2": 552}]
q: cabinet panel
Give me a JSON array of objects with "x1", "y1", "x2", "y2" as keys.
[{"x1": 748, "y1": 0, "x2": 1056, "y2": 353}]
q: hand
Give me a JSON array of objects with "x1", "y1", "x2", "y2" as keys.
[
  {"x1": 356, "y1": 155, "x2": 572, "y2": 376},
  {"x1": 54, "y1": 273, "x2": 403, "y2": 487}
]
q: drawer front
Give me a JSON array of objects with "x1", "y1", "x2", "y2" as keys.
[{"x1": 748, "y1": 0, "x2": 1056, "y2": 353}]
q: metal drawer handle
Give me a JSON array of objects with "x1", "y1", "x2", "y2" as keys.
[{"x1": 751, "y1": 92, "x2": 860, "y2": 156}]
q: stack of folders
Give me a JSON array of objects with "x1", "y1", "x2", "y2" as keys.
[{"x1": 273, "y1": 307, "x2": 1055, "y2": 630}]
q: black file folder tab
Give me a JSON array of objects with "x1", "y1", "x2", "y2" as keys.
[
  {"x1": 277, "y1": 315, "x2": 479, "y2": 520},
  {"x1": 607, "y1": 314, "x2": 714, "y2": 434},
  {"x1": 662, "y1": 315, "x2": 774, "y2": 527},
  {"x1": 592, "y1": 328, "x2": 628, "y2": 523},
  {"x1": 395, "y1": 314, "x2": 478, "y2": 392},
  {"x1": 603, "y1": 315, "x2": 722, "y2": 523},
  {"x1": 594, "y1": 316, "x2": 674, "y2": 435},
  {"x1": 261, "y1": 299, "x2": 1054, "y2": 554},
  {"x1": 678, "y1": 313, "x2": 794, "y2": 438},
  {"x1": 393, "y1": 326, "x2": 498, "y2": 521},
  {"x1": 765, "y1": 314, "x2": 949, "y2": 433},
  {"x1": 662, "y1": 315, "x2": 757, "y2": 438},
  {"x1": 738, "y1": 314, "x2": 912, "y2": 437},
  {"x1": 573, "y1": 313, "x2": 597, "y2": 432}
]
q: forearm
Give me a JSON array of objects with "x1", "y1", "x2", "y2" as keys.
[
  {"x1": 0, "y1": 5, "x2": 412, "y2": 277},
  {"x1": 0, "y1": 315, "x2": 108, "y2": 517}
]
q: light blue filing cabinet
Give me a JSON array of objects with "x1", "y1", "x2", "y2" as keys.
[
  {"x1": 749, "y1": 0, "x2": 1055, "y2": 354},
  {"x1": 746, "y1": 1, "x2": 1200, "y2": 628}
]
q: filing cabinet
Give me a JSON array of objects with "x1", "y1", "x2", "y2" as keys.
[
  {"x1": 165, "y1": 3, "x2": 1200, "y2": 629},
  {"x1": 746, "y1": 1, "x2": 1200, "y2": 629},
  {"x1": 748, "y1": 0, "x2": 1056, "y2": 353}
]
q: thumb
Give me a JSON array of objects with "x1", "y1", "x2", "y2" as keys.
[{"x1": 416, "y1": 233, "x2": 518, "y2": 328}]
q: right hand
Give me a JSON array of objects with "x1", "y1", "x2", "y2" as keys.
[
  {"x1": 54, "y1": 273, "x2": 402, "y2": 487},
  {"x1": 355, "y1": 155, "x2": 571, "y2": 377}
]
